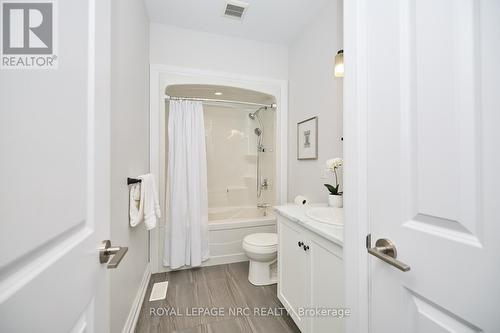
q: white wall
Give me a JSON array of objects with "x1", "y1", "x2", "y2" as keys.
[
  {"x1": 287, "y1": 0, "x2": 343, "y2": 203},
  {"x1": 150, "y1": 23, "x2": 288, "y2": 80},
  {"x1": 110, "y1": 0, "x2": 150, "y2": 332},
  {"x1": 204, "y1": 104, "x2": 276, "y2": 208}
]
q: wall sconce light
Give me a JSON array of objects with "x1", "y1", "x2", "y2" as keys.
[{"x1": 334, "y1": 49, "x2": 344, "y2": 78}]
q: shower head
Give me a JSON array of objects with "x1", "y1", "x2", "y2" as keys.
[
  {"x1": 248, "y1": 106, "x2": 266, "y2": 120},
  {"x1": 254, "y1": 128, "x2": 262, "y2": 136}
]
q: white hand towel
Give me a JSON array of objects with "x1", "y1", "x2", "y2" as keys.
[
  {"x1": 138, "y1": 173, "x2": 161, "y2": 230},
  {"x1": 129, "y1": 183, "x2": 143, "y2": 227}
]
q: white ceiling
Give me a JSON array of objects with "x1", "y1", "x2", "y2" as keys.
[{"x1": 143, "y1": 0, "x2": 331, "y2": 44}]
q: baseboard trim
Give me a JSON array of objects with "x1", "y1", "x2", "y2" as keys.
[{"x1": 122, "y1": 263, "x2": 151, "y2": 333}]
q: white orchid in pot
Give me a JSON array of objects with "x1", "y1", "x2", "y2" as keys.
[{"x1": 324, "y1": 158, "x2": 343, "y2": 208}]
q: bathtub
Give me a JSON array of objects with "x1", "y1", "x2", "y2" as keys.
[{"x1": 204, "y1": 206, "x2": 276, "y2": 266}]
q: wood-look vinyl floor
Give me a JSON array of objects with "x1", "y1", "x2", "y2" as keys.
[{"x1": 135, "y1": 262, "x2": 301, "y2": 333}]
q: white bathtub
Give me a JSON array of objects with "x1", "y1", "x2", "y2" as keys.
[{"x1": 204, "y1": 206, "x2": 276, "y2": 266}]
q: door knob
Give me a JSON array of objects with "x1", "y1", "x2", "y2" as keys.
[
  {"x1": 366, "y1": 234, "x2": 410, "y2": 272},
  {"x1": 99, "y1": 240, "x2": 128, "y2": 269}
]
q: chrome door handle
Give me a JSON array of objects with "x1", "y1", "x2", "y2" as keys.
[
  {"x1": 99, "y1": 240, "x2": 128, "y2": 269},
  {"x1": 366, "y1": 234, "x2": 410, "y2": 272}
]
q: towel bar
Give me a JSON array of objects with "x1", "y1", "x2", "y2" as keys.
[{"x1": 127, "y1": 177, "x2": 141, "y2": 185}]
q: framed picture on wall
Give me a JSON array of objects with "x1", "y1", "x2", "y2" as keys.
[{"x1": 297, "y1": 116, "x2": 318, "y2": 160}]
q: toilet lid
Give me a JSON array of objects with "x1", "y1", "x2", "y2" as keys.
[{"x1": 243, "y1": 233, "x2": 278, "y2": 247}]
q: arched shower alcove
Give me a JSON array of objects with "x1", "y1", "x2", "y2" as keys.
[{"x1": 149, "y1": 67, "x2": 288, "y2": 273}]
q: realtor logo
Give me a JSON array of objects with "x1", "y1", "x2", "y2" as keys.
[{"x1": 1, "y1": 0, "x2": 57, "y2": 69}]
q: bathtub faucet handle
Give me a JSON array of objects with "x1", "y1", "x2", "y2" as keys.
[
  {"x1": 257, "y1": 203, "x2": 271, "y2": 217},
  {"x1": 261, "y1": 178, "x2": 269, "y2": 190}
]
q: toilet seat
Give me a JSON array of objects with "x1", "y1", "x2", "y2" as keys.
[{"x1": 243, "y1": 233, "x2": 277, "y2": 252}]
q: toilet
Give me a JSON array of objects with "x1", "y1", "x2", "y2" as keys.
[{"x1": 242, "y1": 233, "x2": 278, "y2": 286}]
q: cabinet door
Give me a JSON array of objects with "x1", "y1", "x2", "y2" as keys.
[
  {"x1": 309, "y1": 236, "x2": 344, "y2": 333},
  {"x1": 278, "y1": 218, "x2": 309, "y2": 331}
]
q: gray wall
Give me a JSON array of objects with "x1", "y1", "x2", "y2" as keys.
[
  {"x1": 110, "y1": 0, "x2": 150, "y2": 331},
  {"x1": 288, "y1": 0, "x2": 343, "y2": 203}
]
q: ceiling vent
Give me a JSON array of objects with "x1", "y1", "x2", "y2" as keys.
[{"x1": 223, "y1": 1, "x2": 249, "y2": 20}]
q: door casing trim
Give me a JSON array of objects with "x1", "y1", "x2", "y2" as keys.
[{"x1": 343, "y1": 0, "x2": 370, "y2": 331}]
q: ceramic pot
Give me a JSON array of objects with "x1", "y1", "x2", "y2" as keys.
[{"x1": 328, "y1": 194, "x2": 343, "y2": 208}]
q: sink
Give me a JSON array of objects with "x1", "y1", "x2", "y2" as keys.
[{"x1": 305, "y1": 207, "x2": 344, "y2": 226}]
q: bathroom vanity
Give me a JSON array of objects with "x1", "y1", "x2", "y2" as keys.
[{"x1": 274, "y1": 205, "x2": 344, "y2": 333}]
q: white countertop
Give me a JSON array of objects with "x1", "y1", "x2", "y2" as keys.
[{"x1": 273, "y1": 204, "x2": 344, "y2": 247}]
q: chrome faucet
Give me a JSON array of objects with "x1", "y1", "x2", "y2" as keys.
[
  {"x1": 257, "y1": 203, "x2": 271, "y2": 216},
  {"x1": 261, "y1": 178, "x2": 269, "y2": 190}
]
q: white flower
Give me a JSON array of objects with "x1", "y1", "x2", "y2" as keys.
[{"x1": 326, "y1": 157, "x2": 343, "y2": 171}]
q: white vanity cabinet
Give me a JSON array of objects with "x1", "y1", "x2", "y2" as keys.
[{"x1": 277, "y1": 214, "x2": 344, "y2": 333}]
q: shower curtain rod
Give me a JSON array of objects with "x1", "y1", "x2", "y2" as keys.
[{"x1": 165, "y1": 95, "x2": 277, "y2": 109}]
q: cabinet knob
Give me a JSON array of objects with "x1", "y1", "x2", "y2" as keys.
[
  {"x1": 303, "y1": 245, "x2": 310, "y2": 251},
  {"x1": 298, "y1": 241, "x2": 303, "y2": 247}
]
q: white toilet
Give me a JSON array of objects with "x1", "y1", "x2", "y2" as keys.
[{"x1": 242, "y1": 233, "x2": 278, "y2": 286}]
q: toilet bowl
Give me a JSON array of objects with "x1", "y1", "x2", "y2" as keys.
[{"x1": 242, "y1": 233, "x2": 278, "y2": 286}]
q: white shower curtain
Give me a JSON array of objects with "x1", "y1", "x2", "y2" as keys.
[{"x1": 164, "y1": 100, "x2": 209, "y2": 269}]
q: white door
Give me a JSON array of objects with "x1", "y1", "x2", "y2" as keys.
[
  {"x1": 0, "y1": 0, "x2": 111, "y2": 332},
  {"x1": 345, "y1": 0, "x2": 500, "y2": 332}
]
